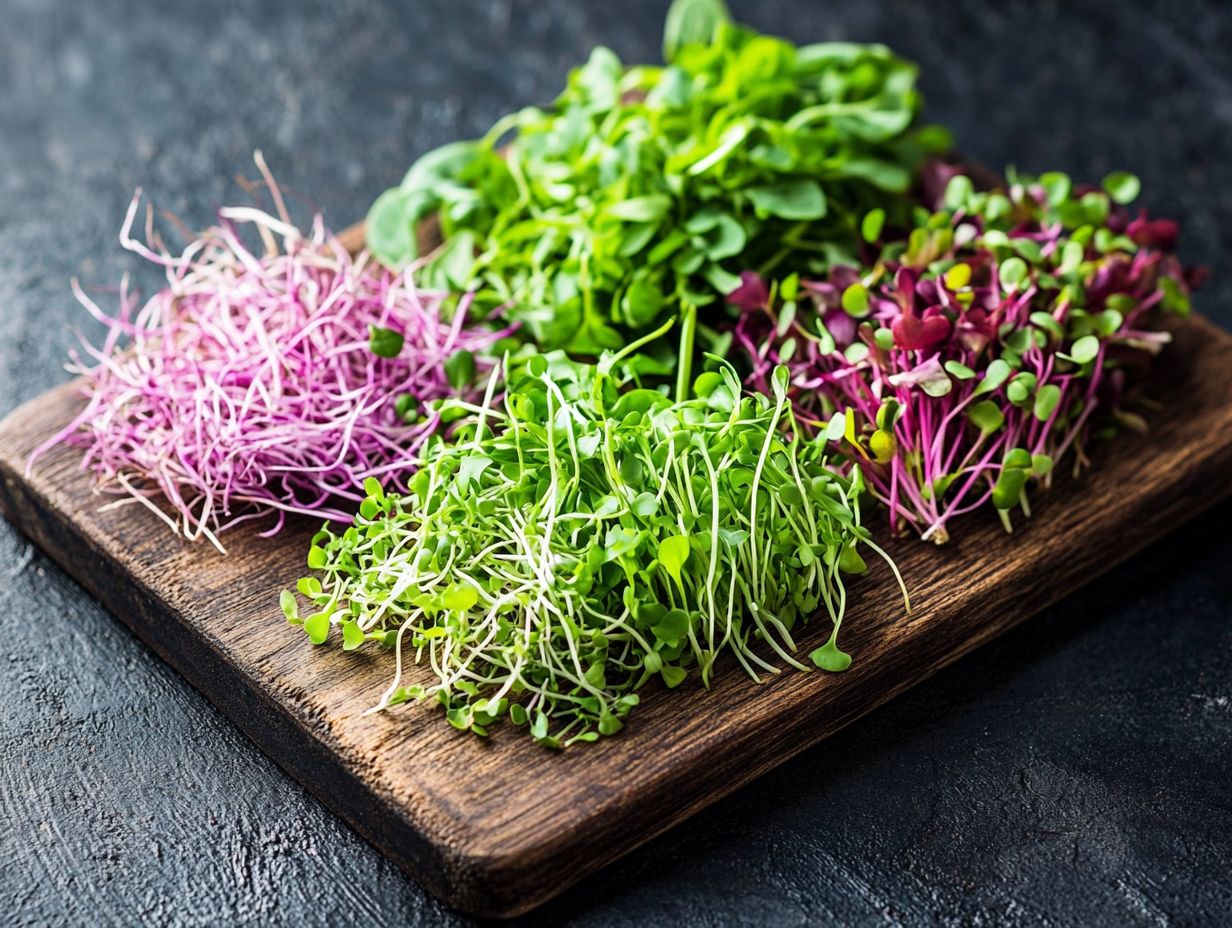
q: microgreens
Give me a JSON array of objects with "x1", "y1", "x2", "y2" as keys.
[
  {"x1": 734, "y1": 165, "x2": 1204, "y2": 541},
  {"x1": 31, "y1": 161, "x2": 510, "y2": 551},
  {"x1": 367, "y1": 0, "x2": 947, "y2": 379},
  {"x1": 287, "y1": 337, "x2": 906, "y2": 747}
]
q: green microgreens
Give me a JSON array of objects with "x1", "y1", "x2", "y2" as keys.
[
  {"x1": 366, "y1": 0, "x2": 947, "y2": 371},
  {"x1": 285, "y1": 346, "x2": 906, "y2": 747}
]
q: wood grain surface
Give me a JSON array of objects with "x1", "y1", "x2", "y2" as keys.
[{"x1": 2, "y1": 279, "x2": 1231, "y2": 915}]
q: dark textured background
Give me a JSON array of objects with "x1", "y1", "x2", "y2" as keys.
[{"x1": 2, "y1": 1, "x2": 1230, "y2": 925}]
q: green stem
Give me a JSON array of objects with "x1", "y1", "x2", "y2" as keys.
[{"x1": 675, "y1": 302, "x2": 697, "y2": 404}]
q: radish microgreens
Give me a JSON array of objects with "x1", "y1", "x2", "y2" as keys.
[{"x1": 735, "y1": 165, "x2": 1204, "y2": 542}]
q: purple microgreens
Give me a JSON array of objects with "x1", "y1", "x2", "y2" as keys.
[{"x1": 733, "y1": 165, "x2": 1203, "y2": 543}]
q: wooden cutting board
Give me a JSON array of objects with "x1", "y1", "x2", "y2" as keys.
[{"x1": 3, "y1": 254, "x2": 1232, "y2": 916}]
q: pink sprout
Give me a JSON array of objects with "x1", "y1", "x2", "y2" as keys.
[{"x1": 31, "y1": 171, "x2": 511, "y2": 552}]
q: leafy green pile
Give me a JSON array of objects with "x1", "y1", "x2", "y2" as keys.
[
  {"x1": 366, "y1": 0, "x2": 945, "y2": 376},
  {"x1": 286, "y1": 334, "x2": 904, "y2": 746}
]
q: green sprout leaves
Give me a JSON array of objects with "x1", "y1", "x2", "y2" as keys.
[
  {"x1": 747, "y1": 179, "x2": 828, "y2": 221},
  {"x1": 287, "y1": 353, "x2": 904, "y2": 746},
  {"x1": 366, "y1": 3, "x2": 942, "y2": 366},
  {"x1": 368, "y1": 325, "x2": 404, "y2": 359},
  {"x1": 657, "y1": 535, "x2": 691, "y2": 586},
  {"x1": 809, "y1": 639, "x2": 852, "y2": 673},
  {"x1": 663, "y1": 0, "x2": 731, "y2": 60},
  {"x1": 1102, "y1": 171, "x2": 1141, "y2": 205}
]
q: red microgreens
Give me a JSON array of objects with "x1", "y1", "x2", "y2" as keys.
[
  {"x1": 31, "y1": 167, "x2": 511, "y2": 552},
  {"x1": 734, "y1": 165, "x2": 1203, "y2": 543}
]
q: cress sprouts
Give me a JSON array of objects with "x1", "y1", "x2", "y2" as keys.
[{"x1": 287, "y1": 345, "x2": 906, "y2": 747}]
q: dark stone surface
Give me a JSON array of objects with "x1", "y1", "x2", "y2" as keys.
[{"x1": 1, "y1": 0, "x2": 1229, "y2": 924}]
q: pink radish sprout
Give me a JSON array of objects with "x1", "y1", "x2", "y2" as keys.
[{"x1": 31, "y1": 163, "x2": 511, "y2": 552}]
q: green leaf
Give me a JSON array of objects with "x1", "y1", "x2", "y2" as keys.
[
  {"x1": 967, "y1": 400, "x2": 1005, "y2": 435},
  {"x1": 1081, "y1": 191, "x2": 1110, "y2": 225},
  {"x1": 1096, "y1": 309, "x2": 1124, "y2": 336},
  {"x1": 307, "y1": 545, "x2": 327, "y2": 570},
  {"x1": 991, "y1": 466, "x2": 1028, "y2": 511},
  {"x1": 943, "y1": 174, "x2": 974, "y2": 211},
  {"x1": 368, "y1": 325, "x2": 404, "y2": 359},
  {"x1": 394, "y1": 393, "x2": 418, "y2": 421},
  {"x1": 747, "y1": 179, "x2": 827, "y2": 220},
  {"x1": 1030, "y1": 311, "x2": 1064, "y2": 341},
  {"x1": 1039, "y1": 171, "x2": 1072, "y2": 207},
  {"x1": 434, "y1": 231, "x2": 477, "y2": 290},
  {"x1": 457, "y1": 454, "x2": 492, "y2": 487},
  {"x1": 1006, "y1": 373, "x2": 1036, "y2": 406},
  {"x1": 631, "y1": 492, "x2": 659, "y2": 519},
  {"x1": 605, "y1": 195, "x2": 672, "y2": 223},
  {"x1": 875, "y1": 399, "x2": 901, "y2": 431},
  {"x1": 843, "y1": 158, "x2": 911, "y2": 193},
  {"x1": 841, "y1": 283, "x2": 870, "y2": 317},
  {"x1": 658, "y1": 535, "x2": 690, "y2": 585},
  {"x1": 810, "y1": 640, "x2": 852, "y2": 672},
  {"x1": 304, "y1": 612, "x2": 330, "y2": 645},
  {"x1": 702, "y1": 262, "x2": 742, "y2": 295},
  {"x1": 444, "y1": 350, "x2": 477, "y2": 391},
  {"x1": 443, "y1": 583, "x2": 479, "y2": 612},
  {"x1": 1059, "y1": 240, "x2": 1085, "y2": 274},
  {"x1": 826, "y1": 411, "x2": 847, "y2": 442},
  {"x1": 699, "y1": 213, "x2": 747, "y2": 260},
  {"x1": 279, "y1": 590, "x2": 299, "y2": 622},
  {"x1": 660, "y1": 665, "x2": 688, "y2": 688},
  {"x1": 837, "y1": 544, "x2": 867, "y2": 574},
  {"x1": 1033, "y1": 384, "x2": 1062, "y2": 421},
  {"x1": 365, "y1": 188, "x2": 420, "y2": 268},
  {"x1": 1160, "y1": 275, "x2": 1191, "y2": 317},
  {"x1": 663, "y1": 0, "x2": 731, "y2": 61},
  {"x1": 530, "y1": 711, "x2": 549, "y2": 740},
  {"x1": 605, "y1": 526, "x2": 643, "y2": 561},
  {"x1": 342, "y1": 620, "x2": 365, "y2": 651},
  {"x1": 861, "y1": 208, "x2": 885, "y2": 243},
  {"x1": 944, "y1": 263, "x2": 971, "y2": 291},
  {"x1": 401, "y1": 139, "x2": 480, "y2": 192},
  {"x1": 920, "y1": 370, "x2": 953, "y2": 398},
  {"x1": 999, "y1": 256, "x2": 1028, "y2": 290},
  {"x1": 1003, "y1": 447, "x2": 1032, "y2": 471},
  {"x1": 1102, "y1": 171, "x2": 1141, "y2": 205},
  {"x1": 687, "y1": 122, "x2": 751, "y2": 176},
  {"x1": 1068, "y1": 334, "x2": 1101, "y2": 364},
  {"x1": 972, "y1": 359, "x2": 1011, "y2": 397},
  {"x1": 652, "y1": 609, "x2": 690, "y2": 646}
]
